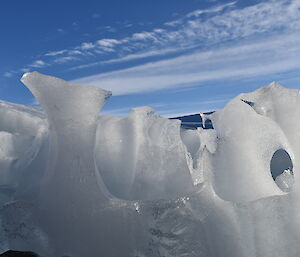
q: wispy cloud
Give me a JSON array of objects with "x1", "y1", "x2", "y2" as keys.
[
  {"x1": 65, "y1": 0, "x2": 300, "y2": 70},
  {"x1": 164, "y1": 20, "x2": 182, "y2": 27},
  {"x1": 186, "y1": 1, "x2": 236, "y2": 17},
  {"x1": 97, "y1": 38, "x2": 120, "y2": 47},
  {"x1": 68, "y1": 47, "x2": 187, "y2": 71},
  {"x1": 73, "y1": 33, "x2": 300, "y2": 95},
  {"x1": 10, "y1": 0, "x2": 300, "y2": 82},
  {"x1": 45, "y1": 50, "x2": 67, "y2": 56},
  {"x1": 68, "y1": 50, "x2": 84, "y2": 55},
  {"x1": 54, "y1": 56, "x2": 78, "y2": 64},
  {"x1": 80, "y1": 42, "x2": 95, "y2": 50},
  {"x1": 29, "y1": 60, "x2": 47, "y2": 68}
]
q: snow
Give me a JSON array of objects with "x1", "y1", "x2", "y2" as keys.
[{"x1": 0, "y1": 72, "x2": 299, "y2": 257}]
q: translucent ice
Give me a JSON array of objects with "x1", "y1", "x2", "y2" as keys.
[
  {"x1": 211, "y1": 96, "x2": 292, "y2": 202},
  {"x1": 0, "y1": 74, "x2": 300, "y2": 257},
  {"x1": 95, "y1": 106, "x2": 194, "y2": 200},
  {"x1": 0, "y1": 100, "x2": 47, "y2": 205},
  {"x1": 240, "y1": 82, "x2": 300, "y2": 187}
]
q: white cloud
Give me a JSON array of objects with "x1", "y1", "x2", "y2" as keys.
[
  {"x1": 164, "y1": 20, "x2": 182, "y2": 27},
  {"x1": 186, "y1": 1, "x2": 236, "y2": 17},
  {"x1": 80, "y1": 42, "x2": 95, "y2": 50},
  {"x1": 72, "y1": 33, "x2": 300, "y2": 95},
  {"x1": 15, "y1": 0, "x2": 300, "y2": 75},
  {"x1": 153, "y1": 28, "x2": 165, "y2": 33},
  {"x1": 68, "y1": 50, "x2": 84, "y2": 55},
  {"x1": 164, "y1": 1, "x2": 236, "y2": 27},
  {"x1": 132, "y1": 32, "x2": 157, "y2": 41},
  {"x1": 45, "y1": 50, "x2": 67, "y2": 56},
  {"x1": 66, "y1": 0, "x2": 300, "y2": 70},
  {"x1": 68, "y1": 47, "x2": 188, "y2": 71},
  {"x1": 29, "y1": 60, "x2": 47, "y2": 68},
  {"x1": 97, "y1": 38, "x2": 120, "y2": 47},
  {"x1": 54, "y1": 56, "x2": 78, "y2": 63}
]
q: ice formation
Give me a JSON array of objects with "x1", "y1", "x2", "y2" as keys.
[
  {"x1": 96, "y1": 107, "x2": 194, "y2": 200},
  {"x1": 0, "y1": 72, "x2": 299, "y2": 257}
]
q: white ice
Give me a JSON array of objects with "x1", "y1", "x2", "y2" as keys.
[
  {"x1": 96, "y1": 106, "x2": 194, "y2": 200},
  {"x1": 0, "y1": 72, "x2": 299, "y2": 257}
]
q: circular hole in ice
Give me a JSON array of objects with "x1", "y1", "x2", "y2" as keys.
[{"x1": 270, "y1": 149, "x2": 294, "y2": 192}]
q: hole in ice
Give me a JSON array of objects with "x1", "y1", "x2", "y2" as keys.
[
  {"x1": 270, "y1": 149, "x2": 293, "y2": 180},
  {"x1": 203, "y1": 119, "x2": 214, "y2": 129},
  {"x1": 270, "y1": 149, "x2": 294, "y2": 192}
]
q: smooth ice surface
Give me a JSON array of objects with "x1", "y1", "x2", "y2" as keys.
[
  {"x1": 211, "y1": 96, "x2": 291, "y2": 202},
  {"x1": 0, "y1": 74, "x2": 300, "y2": 257},
  {"x1": 0, "y1": 100, "x2": 47, "y2": 205},
  {"x1": 96, "y1": 107, "x2": 194, "y2": 200},
  {"x1": 240, "y1": 82, "x2": 300, "y2": 186}
]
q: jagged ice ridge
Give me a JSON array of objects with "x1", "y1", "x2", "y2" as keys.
[{"x1": 0, "y1": 72, "x2": 299, "y2": 257}]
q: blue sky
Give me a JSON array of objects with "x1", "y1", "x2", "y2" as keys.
[{"x1": 1, "y1": 0, "x2": 300, "y2": 117}]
